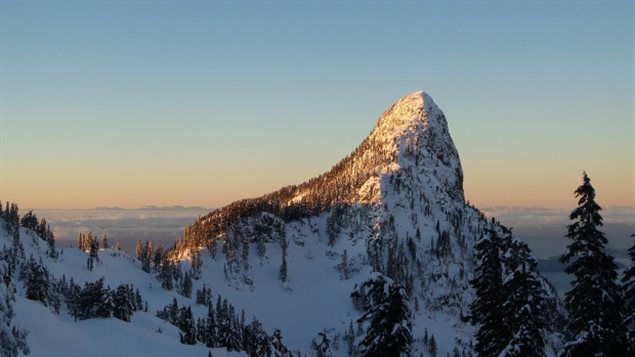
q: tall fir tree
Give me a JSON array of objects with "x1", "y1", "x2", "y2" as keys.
[
  {"x1": 470, "y1": 228, "x2": 508, "y2": 356},
  {"x1": 622, "y1": 233, "x2": 635, "y2": 352},
  {"x1": 499, "y1": 240, "x2": 546, "y2": 356},
  {"x1": 559, "y1": 173, "x2": 625, "y2": 356}
]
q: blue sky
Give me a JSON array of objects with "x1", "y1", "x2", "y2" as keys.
[{"x1": 1, "y1": 1, "x2": 633, "y2": 209}]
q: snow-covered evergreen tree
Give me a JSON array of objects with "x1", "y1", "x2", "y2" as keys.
[
  {"x1": 180, "y1": 271, "x2": 192, "y2": 298},
  {"x1": 355, "y1": 274, "x2": 412, "y2": 357},
  {"x1": 270, "y1": 329, "x2": 291, "y2": 357},
  {"x1": 559, "y1": 173, "x2": 626, "y2": 356},
  {"x1": 112, "y1": 284, "x2": 135, "y2": 322},
  {"x1": 428, "y1": 334, "x2": 437, "y2": 357},
  {"x1": 622, "y1": 233, "x2": 635, "y2": 353},
  {"x1": 178, "y1": 306, "x2": 197, "y2": 345},
  {"x1": 24, "y1": 256, "x2": 50, "y2": 306},
  {"x1": 0, "y1": 259, "x2": 29, "y2": 357},
  {"x1": 201, "y1": 305, "x2": 217, "y2": 348},
  {"x1": 311, "y1": 331, "x2": 334, "y2": 357},
  {"x1": 499, "y1": 240, "x2": 546, "y2": 356},
  {"x1": 158, "y1": 259, "x2": 174, "y2": 291},
  {"x1": 70, "y1": 278, "x2": 112, "y2": 320},
  {"x1": 470, "y1": 229, "x2": 508, "y2": 356}
]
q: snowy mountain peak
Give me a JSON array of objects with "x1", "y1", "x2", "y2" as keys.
[{"x1": 362, "y1": 89, "x2": 464, "y2": 203}]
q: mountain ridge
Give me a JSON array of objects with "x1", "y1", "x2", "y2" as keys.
[{"x1": 172, "y1": 90, "x2": 467, "y2": 257}]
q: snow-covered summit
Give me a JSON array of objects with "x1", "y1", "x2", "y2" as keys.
[{"x1": 362, "y1": 89, "x2": 464, "y2": 203}]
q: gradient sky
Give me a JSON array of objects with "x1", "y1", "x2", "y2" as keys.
[{"x1": 1, "y1": 1, "x2": 633, "y2": 210}]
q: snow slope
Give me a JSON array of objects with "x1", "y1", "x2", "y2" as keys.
[{"x1": 0, "y1": 224, "x2": 243, "y2": 357}]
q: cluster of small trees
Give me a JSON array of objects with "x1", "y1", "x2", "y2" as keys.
[
  {"x1": 134, "y1": 240, "x2": 196, "y2": 297},
  {"x1": 10, "y1": 242, "x2": 142, "y2": 324},
  {"x1": 20, "y1": 209, "x2": 57, "y2": 259},
  {"x1": 66, "y1": 277, "x2": 144, "y2": 322},
  {"x1": 157, "y1": 296, "x2": 292, "y2": 356},
  {"x1": 2, "y1": 203, "x2": 64, "y2": 262}
]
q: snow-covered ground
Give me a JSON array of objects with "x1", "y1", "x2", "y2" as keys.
[{"x1": 1, "y1": 224, "x2": 244, "y2": 357}]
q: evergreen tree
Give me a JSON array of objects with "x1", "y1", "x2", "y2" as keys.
[
  {"x1": 277, "y1": 236, "x2": 289, "y2": 285},
  {"x1": 112, "y1": 284, "x2": 134, "y2": 322},
  {"x1": 279, "y1": 255, "x2": 288, "y2": 283},
  {"x1": 95, "y1": 285, "x2": 113, "y2": 318},
  {"x1": 499, "y1": 241, "x2": 546, "y2": 356},
  {"x1": 356, "y1": 274, "x2": 412, "y2": 356},
  {"x1": 270, "y1": 329, "x2": 291, "y2": 357},
  {"x1": 34, "y1": 218, "x2": 46, "y2": 240},
  {"x1": 256, "y1": 235, "x2": 267, "y2": 261},
  {"x1": 87, "y1": 233, "x2": 99, "y2": 271},
  {"x1": 338, "y1": 249, "x2": 350, "y2": 280},
  {"x1": 180, "y1": 271, "x2": 193, "y2": 298},
  {"x1": 24, "y1": 257, "x2": 50, "y2": 306},
  {"x1": 202, "y1": 305, "x2": 217, "y2": 348},
  {"x1": 70, "y1": 278, "x2": 111, "y2": 320},
  {"x1": 87, "y1": 255, "x2": 94, "y2": 272},
  {"x1": 470, "y1": 228, "x2": 509, "y2": 356},
  {"x1": 135, "y1": 240, "x2": 142, "y2": 260},
  {"x1": 159, "y1": 259, "x2": 174, "y2": 291},
  {"x1": 19, "y1": 210, "x2": 38, "y2": 231},
  {"x1": 45, "y1": 224, "x2": 57, "y2": 259},
  {"x1": 168, "y1": 298, "x2": 179, "y2": 324},
  {"x1": 621, "y1": 233, "x2": 635, "y2": 352},
  {"x1": 6, "y1": 203, "x2": 23, "y2": 259},
  {"x1": 134, "y1": 288, "x2": 143, "y2": 311},
  {"x1": 191, "y1": 250, "x2": 202, "y2": 278},
  {"x1": 311, "y1": 332, "x2": 334, "y2": 357},
  {"x1": 246, "y1": 317, "x2": 270, "y2": 357},
  {"x1": 178, "y1": 306, "x2": 197, "y2": 345},
  {"x1": 0, "y1": 260, "x2": 29, "y2": 357},
  {"x1": 559, "y1": 173, "x2": 626, "y2": 356},
  {"x1": 428, "y1": 334, "x2": 437, "y2": 357},
  {"x1": 140, "y1": 241, "x2": 152, "y2": 273}
]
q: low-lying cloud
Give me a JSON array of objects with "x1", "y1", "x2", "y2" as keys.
[
  {"x1": 38, "y1": 207, "x2": 212, "y2": 254},
  {"x1": 481, "y1": 206, "x2": 635, "y2": 258}
]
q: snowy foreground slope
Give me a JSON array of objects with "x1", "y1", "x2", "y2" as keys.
[
  {"x1": 1, "y1": 90, "x2": 560, "y2": 356},
  {"x1": 0, "y1": 223, "x2": 243, "y2": 357}
]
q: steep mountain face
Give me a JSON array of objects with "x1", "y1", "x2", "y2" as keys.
[{"x1": 170, "y1": 90, "x2": 544, "y2": 354}]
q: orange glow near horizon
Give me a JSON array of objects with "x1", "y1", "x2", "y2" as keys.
[{"x1": 2, "y1": 155, "x2": 632, "y2": 210}]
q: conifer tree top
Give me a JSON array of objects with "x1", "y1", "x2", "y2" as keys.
[{"x1": 570, "y1": 172, "x2": 603, "y2": 227}]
